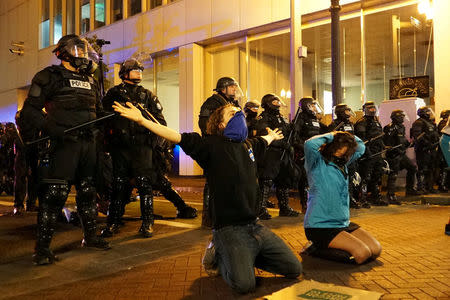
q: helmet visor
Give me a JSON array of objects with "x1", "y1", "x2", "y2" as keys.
[
  {"x1": 66, "y1": 38, "x2": 99, "y2": 64},
  {"x1": 364, "y1": 104, "x2": 378, "y2": 117}
]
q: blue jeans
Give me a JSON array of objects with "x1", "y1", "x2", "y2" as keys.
[{"x1": 213, "y1": 222, "x2": 302, "y2": 294}]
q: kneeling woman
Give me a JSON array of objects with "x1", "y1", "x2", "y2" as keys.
[
  {"x1": 113, "y1": 102, "x2": 302, "y2": 294},
  {"x1": 303, "y1": 132, "x2": 382, "y2": 264}
]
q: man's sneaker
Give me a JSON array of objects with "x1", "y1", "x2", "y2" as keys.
[
  {"x1": 279, "y1": 207, "x2": 300, "y2": 217},
  {"x1": 202, "y1": 240, "x2": 219, "y2": 277},
  {"x1": 13, "y1": 207, "x2": 24, "y2": 216}
]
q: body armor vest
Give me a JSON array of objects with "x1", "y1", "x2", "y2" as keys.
[
  {"x1": 45, "y1": 66, "x2": 97, "y2": 128},
  {"x1": 330, "y1": 119, "x2": 354, "y2": 134}
]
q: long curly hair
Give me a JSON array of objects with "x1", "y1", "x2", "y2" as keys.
[
  {"x1": 320, "y1": 131, "x2": 358, "y2": 162},
  {"x1": 206, "y1": 104, "x2": 233, "y2": 136}
]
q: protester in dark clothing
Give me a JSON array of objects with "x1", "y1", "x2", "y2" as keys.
[
  {"x1": 113, "y1": 101, "x2": 302, "y2": 294},
  {"x1": 303, "y1": 132, "x2": 381, "y2": 264},
  {"x1": 256, "y1": 94, "x2": 300, "y2": 219},
  {"x1": 437, "y1": 110, "x2": 450, "y2": 192},
  {"x1": 198, "y1": 77, "x2": 242, "y2": 228}
]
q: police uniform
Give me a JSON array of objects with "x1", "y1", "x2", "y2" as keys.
[
  {"x1": 22, "y1": 60, "x2": 110, "y2": 264},
  {"x1": 355, "y1": 114, "x2": 387, "y2": 205},
  {"x1": 410, "y1": 110, "x2": 440, "y2": 193},
  {"x1": 256, "y1": 94, "x2": 299, "y2": 218},
  {"x1": 102, "y1": 82, "x2": 166, "y2": 236},
  {"x1": 383, "y1": 115, "x2": 417, "y2": 202}
]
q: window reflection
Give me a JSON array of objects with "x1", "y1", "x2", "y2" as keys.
[
  {"x1": 95, "y1": 0, "x2": 105, "y2": 28},
  {"x1": 40, "y1": 0, "x2": 50, "y2": 49},
  {"x1": 129, "y1": 0, "x2": 142, "y2": 16},
  {"x1": 111, "y1": 0, "x2": 123, "y2": 22},
  {"x1": 53, "y1": 0, "x2": 63, "y2": 44},
  {"x1": 364, "y1": 4, "x2": 434, "y2": 103},
  {"x1": 148, "y1": 0, "x2": 163, "y2": 9},
  {"x1": 66, "y1": 0, "x2": 76, "y2": 35},
  {"x1": 80, "y1": 0, "x2": 90, "y2": 34}
]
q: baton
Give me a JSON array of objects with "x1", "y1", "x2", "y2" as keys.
[
  {"x1": 364, "y1": 132, "x2": 384, "y2": 144},
  {"x1": 361, "y1": 143, "x2": 404, "y2": 161},
  {"x1": 332, "y1": 121, "x2": 345, "y2": 132},
  {"x1": 136, "y1": 103, "x2": 160, "y2": 125},
  {"x1": 26, "y1": 113, "x2": 116, "y2": 146}
]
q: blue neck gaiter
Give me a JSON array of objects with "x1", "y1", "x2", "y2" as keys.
[{"x1": 223, "y1": 111, "x2": 248, "y2": 142}]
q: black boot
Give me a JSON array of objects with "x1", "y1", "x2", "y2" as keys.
[
  {"x1": 258, "y1": 180, "x2": 272, "y2": 220},
  {"x1": 349, "y1": 196, "x2": 362, "y2": 209},
  {"x1": 139, "y1": 194, "x2": 154, "y2": 238},
  {"x1": 100, "y1": 223, "x2": 121, "y2": 237},
  {"x1": 387, "y1": 193, "x2": 401, "y2": 205},
  {"x1": 33, "y1": 203, "x2": 59, "y2": 265},
  {"x1": 358, "y1": 183, "x2": 371, "y2": 208},
  {"x1": 160, "y1": 181, "x2": 197, "y2": 219},
  {"x1": 77, "y1": 180, "x2": 111, "y2": 250},
  {"x1": 277, "y1": 188, "x2": 299, "y2": 217},
  {"x1": 439, "y1": 170, "x2": 449, "y2": 192}
]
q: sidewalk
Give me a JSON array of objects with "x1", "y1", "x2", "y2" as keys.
[{"x1": 0, "y1": 177, "x2": 449, "y2": 299}]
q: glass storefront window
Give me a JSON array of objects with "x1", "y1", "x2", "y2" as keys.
[
  {"x1": 364, "y1": 4, "x2": 434, "y2": 103},
  {"x1": 148, "y1": 0, "x2": 162, "y2": 9},
  {"x1": 248, "y1": 33, "x2": 291, "y2": 118},
  {"x1": 302, "y1": 16, "x2": 362, "y2": 113},
  {"x1": 111, "y1": 0, "x2": 123, "y2": 22},
  {"x1": 66, "y1": 0, "x2": 76, "y2": 35},
  {"x1": 95, "y1": 0, "x2": 105, "y2": 28},
  {"x1": 39, "y1": 0, "x2": 50, "y2": 49},
  {"x1": 80, "y1": 0, "x2": 90, "y2": 34},
  {"x1": 157, "y1": 51, "x2": 180, "y2": 131},
  {"x1": 53, "y1": 0, "x2": 62, "y2": 44},
  {"x1": 129, "y1": 0, "x2": 142, "y2": 16}
]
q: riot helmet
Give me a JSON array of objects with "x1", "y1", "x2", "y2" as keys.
[
  {"x1": 53, "y1": 34, "x2": 99, "y2": 74},
  {"x1": 417, "y1": 106, "x2": 435, "y2": 121},
  {"x1": 363, "y1": 101, "x2": 378, "y2": 117},
  {"x1": 390, "y1": 109, "x2": 407, "y2": 124},
  {"x1": 261, "y1": 94, "x2": 284, "y2": 111},
  {"x1": 214, "y1": 77, "x2": 243, "y2": 101},
  {"x1": 244, "y1": 100, "x2": 260, "y2": 118},
  {"x1": 333, "y1": 104, "x2": 354, "y2": 120},
  {"x1": 299, "y1": 97, "x2": 322, "y2": 117},
  {"x1": 440, "y1": 109, "x2": 450, "y2": 120},
  {"x1": 119, "y1": 58, "x2": 144, "y2": 84}
]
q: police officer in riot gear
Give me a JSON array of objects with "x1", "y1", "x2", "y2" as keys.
[
  {"x1": 355, "y1": 101, "x2": 388, "y2": 206},
  {"x1": 328, "y1": 104, "x2": 369, "y2": 209},
  {"x1": 411, "y1": 106, "x2": 440, "y2": 193},
  {"x1": 437, "y1": 110, "x2": 450, "y2": 192},
  {"x1": 292, "y1": 97, "x2": 324, "y2": 212},
  {"x1": 244, "y1": 100, "x2": 260, "y2": 138},
  {"x1": 21, "y1": 34, "x2": 110, "y2": 265},
  {"x1": 198, "y1": 77, "x2": 242, "y2": 227},
  {"x1": 383, "y1": 110, "x2": 418, "y2": 203},
  {"x1": 101, "y1": 58, "x2": 166, "y2": 238},
  {"x1": 256, "y1": 94, "x2": 300, "y2": 219}
]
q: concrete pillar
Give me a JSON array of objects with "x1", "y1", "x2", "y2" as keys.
[
  {"x1": 433, "y1": 0, "x2": 450, "y2": 117},
  {"x1": 330, "y1": 0, "x2": 342, "y2": 106},
  {"x1": 290, "y1": 0, "x2": 302, "y2": 119},
  {"x1": 178, "y1": 43, "x2": 204, "y2": 175}
]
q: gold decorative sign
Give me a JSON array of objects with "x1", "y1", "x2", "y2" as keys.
[{"x1": 389, "y1": 76, "x2": 429, "y2": 99}]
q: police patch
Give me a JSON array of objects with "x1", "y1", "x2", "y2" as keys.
[
  {"x1": 312, "y1": 121, "x2": 320, "y2": 127},
  {"x1": 69, "y1": 79, "x2": 91, "y2": 90},
  {"x1": 344, "y1": 125, "x2": 353, "y2": 131},
  {"x1": 156, "y1": 102, "x2": 162, "y2": 110}
]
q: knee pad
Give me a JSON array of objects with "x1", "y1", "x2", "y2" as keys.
[
  {"x1": 136, "y1": 176, "x2": 152, "y2": 196},
  {"x1": 39, "y1": 184, "x2": 70, "y2": 207},
  {"x1": 77, "y1": 177, "x2": 96, "y2": 200}
]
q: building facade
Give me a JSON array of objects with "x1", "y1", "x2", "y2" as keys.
[{"x1": 1, "y1": 0, "x2": 449, "y2": 175}]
